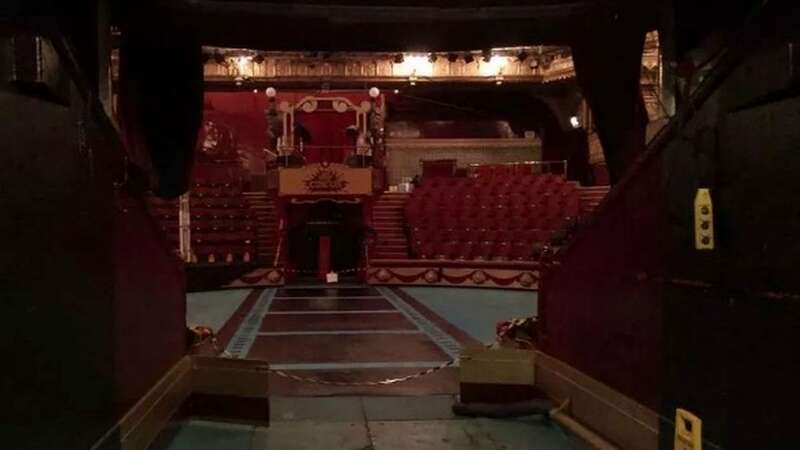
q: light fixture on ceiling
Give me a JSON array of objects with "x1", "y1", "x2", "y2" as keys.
[
  {"x1": 369, "y1": 87, "x2": 381, "y2": 98},
  {"x1": 266, "y1": 87, "x2": 277, "y2": 98},
  {"x1": 570, "y1": 116, "x2": 581, "y2": 129}
]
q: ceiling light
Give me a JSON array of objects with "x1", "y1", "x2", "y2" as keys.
[{"x1": 570, "y1": 116, "x2": 581, "y2": 128}]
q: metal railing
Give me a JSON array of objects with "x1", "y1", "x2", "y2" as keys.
[
  {"x1": 467, "y1": 160, "x2": 568, "y2": 177},
  {"x1": 273, "y1": 219, "x2": 285, "y2": 268}
]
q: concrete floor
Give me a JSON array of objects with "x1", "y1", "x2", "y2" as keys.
[{"x1": 159, "y1": 396, "x2": 577, "y2": 450}]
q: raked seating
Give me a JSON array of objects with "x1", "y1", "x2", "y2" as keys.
[{"x1": 405, "y1": 173, "x2": 578, "y2": 261}]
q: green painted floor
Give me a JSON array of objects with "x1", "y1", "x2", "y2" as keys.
[
  {"x1": 158, "y1": 396, "x2": 578, "y2": 450},
  {"x1": 401, "y1": 287, "x2": 536, "y2": 344}
]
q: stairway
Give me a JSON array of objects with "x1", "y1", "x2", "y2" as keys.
[
  {"x1": 243, "y1": 192, "x2": 280, "y2": 265},
  {"x1": 371, "y1": 192, "x2": 411, "y2": 259},
  {"x1": 578, "y1": 185, "x2": 611, "y2": 217}
]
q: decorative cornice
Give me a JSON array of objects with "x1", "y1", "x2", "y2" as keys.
[{"x1": 386, "y1": 137, "x2": 542, "y2": 150}]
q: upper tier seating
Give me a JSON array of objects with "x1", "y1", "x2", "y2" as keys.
[{"x1": 405, "y1": 173, "x2": 579, "y2": 261}]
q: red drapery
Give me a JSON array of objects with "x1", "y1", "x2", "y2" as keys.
[{"x1": 202, "y1": 90, "x2": 373, "y2": 164}]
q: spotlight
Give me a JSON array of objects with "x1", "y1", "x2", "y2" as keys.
[
  {"x1": 393, "y1": 53, "x2": 405, "y2": 64},
  {"x1": 570, "y1": 116, "x2": 581, "y2": 129},
  {"x1": 517, "y1": 51, "x2": 529, "y2": 62},
  {"x1": 369, "y1": 87, "x2": 380, "y2": 98},
  {"x1": 447, "y1": 53, "x2": 458, "y2": 63},
  {"x1": 428, "y1": 53, "x2": 438, "y2": 63},
  {"x1": 464, "y1": 54, "x2": 475, "y2": 64},
  {"x1": 252, "y1": 53, "x2": 265, "y2": 64}
]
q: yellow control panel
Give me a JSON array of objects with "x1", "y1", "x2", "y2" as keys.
[{"x1": 694, "y1": 188, "x2": 714, "y2": 250}]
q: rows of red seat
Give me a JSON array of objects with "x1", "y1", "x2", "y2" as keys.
[
  {"x1": 405, "y1": 174, "x2": 578, "y2": 261},
  {"x1": 146, "y1": 180, "x2": 258, "y2": 264},
  {"x1": 189, "y1": 181, "x2": 258, "y2": 263}
]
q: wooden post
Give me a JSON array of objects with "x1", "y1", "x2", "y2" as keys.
[{"x1": 318, "y1": 235, "x2": 331, "y2": 281}]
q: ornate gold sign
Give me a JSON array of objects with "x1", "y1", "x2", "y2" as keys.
[{"x1": 303, "y1": 166, "x2": 349, "y2": 192}]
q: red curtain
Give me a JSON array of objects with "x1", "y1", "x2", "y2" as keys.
[{"x1": 203, "y1": 90, "x2": 371, "y2": 164}]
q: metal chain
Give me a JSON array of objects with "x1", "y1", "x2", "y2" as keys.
[{"x1": 192, "y1": 334, "x2": 494, "y2": 387}]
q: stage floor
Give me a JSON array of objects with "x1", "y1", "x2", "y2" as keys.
[
  {"x1": 186, "y1": 285, "x2": 537, "y2": 396},
  {"x1": 154, "y1": 395, "x2": 576, "y2": 450},
  {"x1": 171, "y1": 286, "x2": 576, "y2": 450}
]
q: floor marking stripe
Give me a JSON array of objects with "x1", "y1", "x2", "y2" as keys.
[
  {"x1": 257, "y1": 330, "x2": 423, "y2": 336},
  {"x1": 224, "y1": 288, "x2": 276, "y2": 358},
  {"x1": 273, "y1": 296, "x2": 385, "y2": 300},
  {"x1": 377, "y1": 287, "x2": 464, "y2": 364},
  {"x1": 268, "y1": 361, "x2": 451, "y2": 371},
  {"x1": 265, "y1": 310, "x2": 399, "y2": 315}
]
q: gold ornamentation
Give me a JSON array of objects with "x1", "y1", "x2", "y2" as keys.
[
  {"x1": 472, "y1": 270, "x2": 487, "y2": 284},
  {"x1": 519, "y1": 272, "x2": 535, "y2": 287},
  {"x1": 424, "y1": 269, "x2": 439, "y2": 283},
  {"x1": 303, "y1": 167, "x2": 349, "y2": 192},
  {"x1": 376, "y1": 269, "x2": 392, "y2": 282},
  {"x1": 266, "y1": 270, "x2": 283, "y2": 283}
]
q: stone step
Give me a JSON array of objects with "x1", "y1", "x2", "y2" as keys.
[
  {"x1": 376, "y1": 245, "x2": 408, "y2": 253},
  {"x1": 373, "y1": 252, "x2": 409, "y2": 259}
]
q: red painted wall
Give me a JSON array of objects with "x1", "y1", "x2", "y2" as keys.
[
  {"x1": 540, "y1": 153, "x2": 665, "y2": 409},
  {"x1": 203, "y1": 90, "x2": 373, "y2": 164}
]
